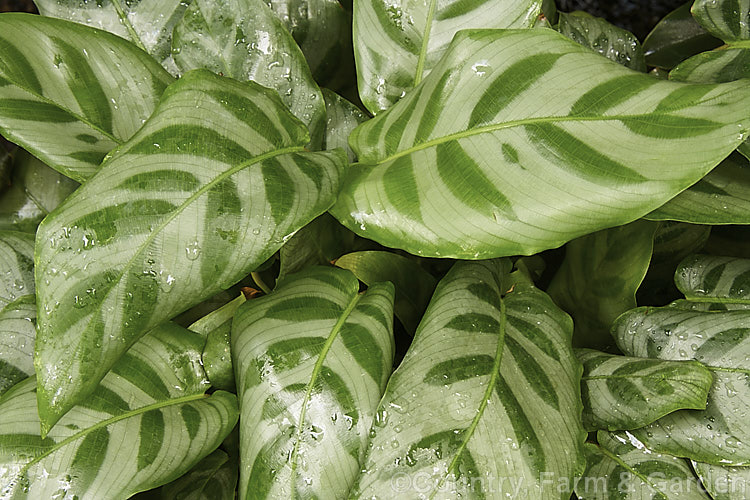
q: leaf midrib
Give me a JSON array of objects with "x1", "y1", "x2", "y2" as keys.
[
  {"x1": 111, "y1": 0, "x2": 148, "y2": 52},
  {"x1": 413, "y1": 0, "x2": 438, "y2": 86},
  {"x1": 289, "y1": 289, "x2": 363, "y2": 499},
  {"x1": 596, "y1": 442, "x2": 674, "y2": 495}
]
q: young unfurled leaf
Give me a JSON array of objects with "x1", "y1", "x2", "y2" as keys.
[
  {"x1": 0, "y1": 14, "x2": 173, "y2": 181},
  {"x1": 232, "y1": 267, "x2": 395, "y2": 498},
  {"x1": 578, "y1": 349, "x2": 713, "y2": 431},
  {"x1": 350, "y1": 260, "x2": 586, "y2": 498},
  {"x1": 331, "y1": 29, "x2": 750, "y2": 259},
  {"x1": 0, "y1": 323, "x2": 239, "y2": 499},
  {"x1": 34, "y1": 70, "x2": 345, "y2": 433},
  {"x1": 354, "y1": 0, "x2": 541, "y2": 113}
]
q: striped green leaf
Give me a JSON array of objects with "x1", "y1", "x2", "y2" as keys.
[
  {"x1": 692, "y1": 461, "x2": 750, "y2": 499},
  {"x1": 648, "y1": 153, "x2": 750, "y2": 224},
  {"x1": 671, "y1": 47, "x2": 750, "y2": 83},
  {"x1": 692, "y1": 0, "x2": 750, "y2": 42},
  {"x1": 614, "y1": 302, "x2": 750, "y2": 464},
  {"x1": 322, "y1": 89, "x2": 368, "y2": 163},
  {"x1": 335, "y1": 250, "x2": 437, "y2": 334},
  {"x1": 159, "y1": 449, "x2": 239, "y2": 500},
  {"x1": 232, "y1": 266, "x2": 395, "y2": 498},
  {"x1": 558, "y1": 11, "x2": 646, "y2": 71},
  {"x1": 0, "y1": 14, "x2": 173, "y2": 182},
  {"x1": 548, "y1": 220, "x2": 657, "y2": 348},
  {"x1": 331, "y1": 28, "x2": 750, "y2": 259},
  {"x1": 350, "y1": 260, "x2": 586, "y2": 498},
  {"x1": 0, "y1": 231, "x2": 34, "y2": 310},
  {"x1": 0, "y1": 296, "x2": 36, "y2": 396},
  {"x1": 577, "y1": 431, "x2": 711, "y2": 500},
  {"x1": 0, "y1": 322, "x2": 239, "y2": 499},
  {"x1": 34, "y1": 0, "x2": 192, "y2": 74},
  {"x1": 0, "y1": 150, "x2": 79, "y2": 233},
  {"x1": 578, "y1": 348, "x2": 713, "y2": 431},
  {"x1": 675, "y1": 254, "x2": 750, "y2": 306},
  {"x1": 34, "y1": 69, "x2": 345, "y2": 433},
  {"x1": 353, "y1": 0, "x2": 541, "y2": 114},
  {"x1": 172, "y1": 0, "x2": 326, "y2": 146}
]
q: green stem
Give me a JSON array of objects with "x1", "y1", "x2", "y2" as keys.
[{"x1": 251, "y1": 271, "x2": 272, "y2": 295}]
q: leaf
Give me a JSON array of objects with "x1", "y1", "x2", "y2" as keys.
[
  {"x1": 0, "y1": 13, "x2": 174, "y2": 181},
  {"x1": 331, "y1": 28, "x2": 750, "y2": 259},
  {"x1": 159, "y1": 449, "x2": 239, "y2": 500},
  {"x1": 0, "y1": 230, "x2": 34, "y2": 310},
  {"x1": 231, "y1": 266, "x2": 395, "y2": 498},
  {"x1": 548, "y1": 220, "x2": 657, "y2": 348},
  {"x1": 578, "y1": 348, "x2": 713, "y2": 431},
  {"x1": 671, "y1": 48, "x2": 750, "y2": 83},
  {"x1": 322, "y1": 89, "x2": 368, "y2": 163},
  {"x1": 642, "y1": 1, "x2": 722, "y2": 69},
  {"x1": 647, "y1": 153, "x2": 750, "y2": 224},
  {"x1": 350, "y1": 260, "x2": 586, "y2": 498},
  {"x1": 34, "y1": 69, "x2": 345, "y2": 433},
  {"x1": 34, "y1": 0, "x2": 192, "y2": 74},
  {"x1": 692, "y1": 0, "x2": 750, "y2": 42},
  {"x1": 692, "y1": 460, "x2": 750, "y2": 500},
  {"x1": 674, "y1": 254, "x2": 750, "y2": 305},
  {"x1": 0, "y1": 149, "x2": 79, "y2": 233},
  {"x1": 353, "y1": 0, "x2": 541, "y2": 113},
  {"x1": 335, "y1": 250, "x2": 437, "y2": 334},
  {"x1": 172, "y1": 0, "x2": 326, "y2": 146},
  {"x1": 0, "y1": 322, "x2": 239, "y2": 498},
  {"x1": 576, "y1": 432, "x2": 712, "y2": 500},
  {"x1": 0, "y1": 296, "x2": 36, "y2": 396},
  {"x1": 558, "y1": 11, "x2": 646, "y2": 71}
]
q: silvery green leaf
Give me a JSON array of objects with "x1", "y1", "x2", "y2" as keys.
[
  {"x1": 0, "y1": 14, "x2": 173, "y2": 181},
  {"x1": 0, "y1": 295, "x2": 35, "y2": 396},
  {"x1": 350, "y1": 260, "x2": 586, "y2": 499},
  {"x1": 692, "y1": 0, "x2": 750, "y2": 42},
  {"x1": 578, "y1": 348, "x2": 713, "y2": 431},
  {"x1": 675, "y1": 254, "x2": 750, "y2": 306},
  {"x1": 671, "y1": 48, "x2": 750, "y2": 83},
  {"x1": 232, "y1": 267, "x2": 395, "y2": 498},
  {"x1": 159, "y1": 449, "x2": 238, "y2": 500},
  {"x1": 692, "y1": 460, "x2": 750, "y2": 500},
  {"x1": 0, "y1": 230, "x2": 34, "y2": 309},
  {"x1": 322, "y1": 89, "x2": 367, "y2": 163},
  {"x1": 34, "y1": 70, "x2": 345, "y2": 433},
  {"x1": 0, "y1": 323, "x2": 239, "y2": 498}
]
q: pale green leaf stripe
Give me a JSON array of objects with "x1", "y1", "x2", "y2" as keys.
[
  {"x1": 350, "y1": 260, "x2": 586, "y2": 499},
  {"x1": 173, "y1": 0, "x2": 326, "y2": 146},
  {"x1": 692, "y1": 0, "x2": 750, "y2": 42},
  {"x1": 648, "y1": 153, "x2": 750, "y2": 224},
  {"x1": 0, "y1": 231, "x2": 34, "y2": 310},
  {"x1": 671, "y1": 47, "x2": 750, "y2": 84},
  {"x1": 0, "y1": 14, "x2": 173, "y2": 181},
  {"x1": 34, "y1": 0, "x2": 191, "y2": 74},
  {"x1": 548, "y1": 220, "x2": 656, "y2": 348},
  {"x1": 578, "y1": 348, "x2": 712, "y2": 431},
  {"x1": 577, "y1": 432, "x2": 711, "y2": 499},
  {"x1": 675, "y1": 254, "x2": 750, "y2": 305},
  {"x1": 0, "y1": 296, "x2": 36, "y2": 396},
  {"x1": 558, "y1": 11, "x2": 646, "y2": 71},
  {"x1": 160, "y1": 449, "x2": 239, "y2": 500},
  {"x1": 232, "y1": 266, "x2": 395, "y2": 499},
  {"x1": 322, "y1": 89, "x2": 368, "y2": 163},
  {"x1": 692, "y1": 460, "x2": 750, "y2": 500},
  {"x1": 614, "y1": 306, "x2": 750, "y2": 465},
  {"x1": 354, "y1": 0, "x2": 540, "y2": 113},
  {"x1": 332, "y1": 28, "x2": 750, "y2": 259},
  {"x1": 34, "y1": 70, "x2": 345, "y2": 433},
  {"x1": 0, "y1": 323, "x2": 239, "y2": 499}
]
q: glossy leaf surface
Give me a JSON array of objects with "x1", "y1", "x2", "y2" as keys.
[
  {"x1": 335, "y1": 28, "x2": 750, "y2": 259},
  {"x1": 232, "y1": 267, "x2": 395, "y2": 498},
  {"x1": 0, "y1": 14, "x2": 173, "y2": 181},
  {"x1": 172, "y1": 0, "x2": 326, "y2": 145},
  {"x1": 0, "y1": 296, "x2": 35, "y2": 396},
  {"x1": 671, "y1": 48, "x2": 750, "y2": 83},
  {"x1": 692, "y1": 0, "x2": 750, "y2": 42},
  {"x1": 0, "y1": 323, "x2": 239, "y2": 499},
  {"x1": 692, "y1": 460, "x2": 750, "y2": 500},
  {"x1": 34, "y1": 70, "x2": 345, "y2": 433},
  {"x1": 350, "y1": 260, "x2": 586, "y2": 498},
  {"x1": 675, "y1": 254, "x2": 750, "y2": 305},
  {"x1": 0, "y1": 231, "x2": 34, "y2": 310},
  {"x1": 322, "y1": 89, "x2": 367, "y2": 163},
  {"x1": 578, "y1": 348, "x2": 713, "y2": 431},
  {"x1": 353, "y1": 0, "x2": 540, "y2": 113}
]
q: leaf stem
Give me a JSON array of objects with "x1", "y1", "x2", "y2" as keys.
[
  {"x1": 251, "y1": 271, "x2": 272, "y2": 295},
  {"x1": 414, "y1": 0, "x2": 438, "y2": 86},
  {"x1": 111, "y1": 0, "x2": 148, "y2": 52}
]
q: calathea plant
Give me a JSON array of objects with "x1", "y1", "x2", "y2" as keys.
[{"x1": 0, "y1": 0, "x2": 750, "y2": 498}]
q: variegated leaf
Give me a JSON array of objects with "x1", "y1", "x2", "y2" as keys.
[
  {"x1": 331, "y1": 29, "x2": 750, "y2": 259},
  {"x1": 350, "y1": 260, "x2": 586, "y2": 499},
  {"x1": 548, "y1": 220, "x2": 657, "y2": 348},
  {"x1": 576, "y1": 432, "x2": 711, "y2": 500},
  {"x1": 558, "y1": 11, "x2": 646, "y2": 71},
  {"x1": 671, "y1": 47, "x2": 750, "y2": 83},
  {"x1": 34, "y1": 70, "x2": 345, "y2": 433},
  {"x1": 0, "y1": 231, "x2": 34, "y2": 310},
  {"x1": 33, "y1": 0, "x2": 192, "y2": 74},
  {"x1": 322, "y1": 89, "x2": 367, "y2": 163},
  {"x1": 172, "y1": 0, "x2": 326, "y2": 145},
  {"x1": 0, "y1": 322, "x2": 239, "y2": 499},
  {"x1": 578, "y1": 348, "x2": 713, "y2": 431},
  {"x1": 0, "y1": 14, "x2": 173, "y2": 181},
  {"x1": 692, "y1": 0, "x2": 750, "y2": 42},
  {"x1": 674, "y1": 254, "x2": 750, "y2": 306},
  {"x1": 0, "y1": 296, "x2": 35, "y2": 396},
  {"x1": 353, "y1": 0, "x2": 540, "y2": 113},
  {"x1": 232, "y1": 266, "x2": 395, "y2": 498},
  {"x1": 159, "y1": 449, "x2": 239, "y2": 500},
  {"x1": 692, "y1": 460, "x2": 750, "y2": 499}
]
